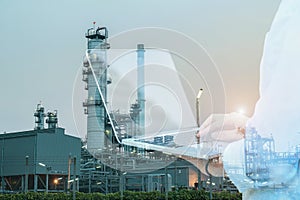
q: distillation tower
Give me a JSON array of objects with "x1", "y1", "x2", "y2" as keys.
[
  {"x1": 81, "y1": 26, "x2": 175, "y2": 172},
  {"x1": 83, "y1": 27, "x2": 110, "y2": 152},
  {"x1": 82, "y1": 25, "x2": 146, "y2": 152}
]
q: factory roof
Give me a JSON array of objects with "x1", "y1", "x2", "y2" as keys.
[{"x1": 0, "y1": 127, "x2": 79, "y2": 139}]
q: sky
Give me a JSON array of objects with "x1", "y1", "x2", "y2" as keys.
[{"x1": 0, "y1": 0, "x2": 281, "y2": 137}]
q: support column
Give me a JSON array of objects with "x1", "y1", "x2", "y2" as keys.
[
  {"x1": 1, "y1": 177, "x2": 5, "y2": 191},
  {"x1": 73, "y1": 156, "x2": 76, "y2": 200},
  {"x1": 88, "y1": 170, "x2": 91, "y2": 193},
  {"x1": 34, "y1": 174, "x2": 38, "y2": 192},
  {"x1": 105, "y1": 175, "x2": 108, "y2": 194},
  {"x1": 46, "y1": 172, "x2": 49, "y2": 193},
  {"x1": 25, "y1": 156, "x2": 29, "y2": 193},
  {"x1": 198, "y1": 170, "x2": 201, "y2": 190},
  {"x1": 165, "y1": 168, "x2": 168, "y2": 200},
  {"x1": 21, "y1": 176, "x2": 24, "y2": 192},
  {"x1": 120, "y1": 174, "x2": 123, "y2": 200},
  {"x1": 141, "y1": 175, "x2": 144, "y2": 191}
]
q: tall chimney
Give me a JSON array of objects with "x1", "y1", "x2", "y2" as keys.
[{"x1": 137, "y1": 44, "x2": 145, "y2": 136}]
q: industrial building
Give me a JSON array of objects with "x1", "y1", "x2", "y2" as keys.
[{"x1": 0, "y1": 104, "x2": 81, "y2": 193}]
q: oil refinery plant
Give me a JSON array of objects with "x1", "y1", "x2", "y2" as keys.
[
  {"x1": 0, "y1": 25, "x2": 238, "y2": 194},
  {"x1": 79, "y1": 25, "x2": 233, "y2": 193}
]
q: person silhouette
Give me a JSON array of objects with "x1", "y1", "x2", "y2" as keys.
[{"x1": 197, "y1": 1, "x2": 300, "y2": 199}]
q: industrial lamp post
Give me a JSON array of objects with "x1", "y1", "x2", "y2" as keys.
[
  {"x1": 196, "y1": 88, "x2": 203, "y2": 143},
  {"x1": 119, "y1": 151, "x2": 126, "y2": 200},
  {"x1": 120, "y1": 171, "x2": 127, "y2": 200},
  {"x1": 196, "y1": 89, "x2": 203, "y2": 190},
  {"x1": 67, "y1": 156, "x2": 77, "y2": 200},
  {"x1": 25, "y1": 156, "x2": 29, "y2": 193}
]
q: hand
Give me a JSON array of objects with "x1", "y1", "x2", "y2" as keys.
[
  {"x1": 194, "y1": 112, "x2": 248, "y2": 177},
  {"x1": 196, "y1": 112, "x2": 248, "y2": 143}
]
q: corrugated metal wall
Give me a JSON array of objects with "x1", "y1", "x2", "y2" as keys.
[{"x1": 0, "y1": 128, "x2": 81, "y2": 177}]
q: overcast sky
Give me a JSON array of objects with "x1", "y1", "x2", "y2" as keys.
[{"x1": 0, "y1": 0, "x2": 280, "y2": 137}]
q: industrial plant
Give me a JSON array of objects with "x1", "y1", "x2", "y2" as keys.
[
  {"x1": 78, "y1": 25, "x2": 236, "y2": 194},
  {"x1": 0, "y1": 25, "x2": 238, "y2": 195}
]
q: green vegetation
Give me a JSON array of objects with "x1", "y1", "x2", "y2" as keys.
[{"x1": 0, "y1": 190, "x2": 242, "y2": 200}]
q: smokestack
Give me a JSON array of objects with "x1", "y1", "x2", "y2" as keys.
[{"x1": 137, "y1": 44, "x2": 145, "y2": 136}]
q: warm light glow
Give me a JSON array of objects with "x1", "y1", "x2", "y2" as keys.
[
  {"x1": 54, "y1": 179, "x2": 58, "y2": 185},
  {"x1": 237, "y1": 108, "x2": 245, "y2": 114}
]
